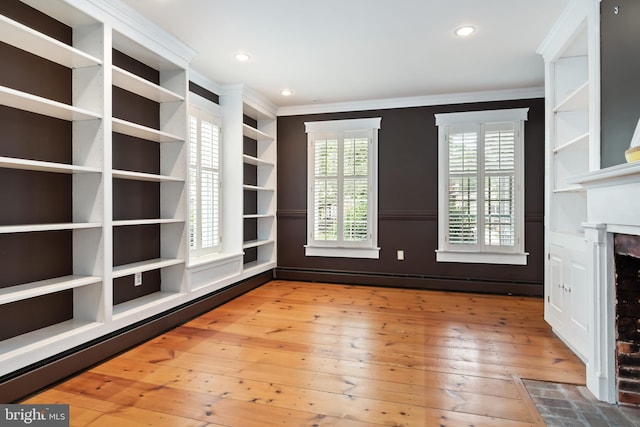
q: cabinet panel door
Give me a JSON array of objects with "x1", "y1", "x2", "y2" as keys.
[
  {"x1": 568, "y1": 257, "x2": 588, "y2": 355},
  {"x1": 548, "y1": 249, "x2": 565, "y2": 322}
]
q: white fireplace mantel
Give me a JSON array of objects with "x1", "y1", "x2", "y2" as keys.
[
  {"x1": 570, "y1": 161, "x2": 640, "y2": 403},
  {"x1": 570, "y1": 162, "x2": 640, "y2": 230}
]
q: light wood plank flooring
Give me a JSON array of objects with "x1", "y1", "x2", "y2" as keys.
[{"x1": 25, "y1": 280, "x2": 586, "y2": 426}]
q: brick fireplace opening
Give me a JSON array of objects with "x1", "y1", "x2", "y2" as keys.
[{"x1": 615, "y1": 233, "x2": 640, "y2": 405}]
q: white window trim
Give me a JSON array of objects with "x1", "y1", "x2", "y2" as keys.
[
  {"x1": 304, "y1": 117, "x2": 381, "y2": 259},
  {"x1": 188, "y1": 103, "x2": 222, "y2": 260},
  {"x1": 435, "y1": 108, "x2": 529, "y2": 265}
]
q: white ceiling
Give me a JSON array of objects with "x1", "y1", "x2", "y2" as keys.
[{"x1": 119, "y1": 0, "x2": 569, "y2": 109}]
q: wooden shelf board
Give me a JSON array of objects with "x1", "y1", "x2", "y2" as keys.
[
  {"x1": 0, "y1": 319, "x2": 103, "y2": 356},
  {"x1": 0, "y1": 14, "x2": 102, "y2": 69},
  {"x1": 0, "y1": 275, "x2": 101, "y2": 305},
  {"x1": 553, "y1": 132, "x2": 589, "y2": 153},
  {"x1": 242, "y1": 154, "x2": 274, "y2": 167},
  {"x1": 243, "y1": 214, "x2": 275, "y2": 219},
  {"x1": 0, "y1": 156, "x2": 101, "y2": 174},
  {"x1": 243, "y1": 239, "x2": 275, "y2": 249},
  {"x1": 112, "y1": 258, "x2": 184, "y2": 278},
  {"x1": 243, "y1": 184, "x2": 274, "y2": 192},
  {"x1": 242, "y1": 260, "x2": 276, "y2": 274},
  {"x1": 112, "y1": 169, "x2": 183, "y2": 182},
  {"x1": 554, "y1": 81, "x2": 589, "y2": 113},
  {"x1": 113, "y1": 218, "x2": 184, "y2": 227},
  {"x1": 553, "y1": 186, "x2": 586, "y2": 194},
  {"x1": 112, "y1": 66, "x2": 184, "y2": 103},
  {"x1": 0, "y1": 86, "x2": 101, "y2": 121},
  {"x1": 0, "y1": 222, "x2": 101, "y2": 234},
  {"x1": 242, "y1": 123, "x2": 273, "y2": 141},
  {"x1": 112, "y1": 118, "x2": 183, "y2": 143},
  {"x1": 112, "y1": 291, "x2": 183, "y2": 318}
]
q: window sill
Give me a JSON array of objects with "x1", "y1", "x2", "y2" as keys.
[
  {"x1": 187, "y1": 251, "x2": 243, "y2": 269},
  {"x1": 305, "y1": 245, "x2": 380, "y2": 259},
  {"x1": 435, "y1": 250, "x2": 528, "y2": 265}
]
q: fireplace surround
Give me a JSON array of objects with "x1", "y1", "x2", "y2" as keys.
[
  {"x1": 571, "y1": 161, "x2": 640, "y2": 404},
  {"x1": 614, "y1": 234, "x2": 640, "y2": 404}
]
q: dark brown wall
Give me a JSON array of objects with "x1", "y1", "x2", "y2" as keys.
[
  {"x1": 276, "y1": 98, "x2": 545, "y2": 295},
  {"x1": 600, "y1": 0, "x2": 640, "y2": 168}
]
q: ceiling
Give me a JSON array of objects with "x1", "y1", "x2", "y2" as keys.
[{"x1": 119, "y1": 0, "x2": 569, "y2": 109}]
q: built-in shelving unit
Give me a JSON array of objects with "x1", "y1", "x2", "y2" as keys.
[
  {"x1": 538, "y1": 0, "x2": 599, "y2": 362},
  {"x1": 241, "y1": 100, "x2": 277, "y2": 274},
  {"x1": 110, "y1": 27, "x2": 187, "y2": 317},
  {"x1": 0, "y1": 1, "x2": 275, "y2": 392},
  {"x1": 0, "y1": 0, "x2": 106, "y2": 368}
]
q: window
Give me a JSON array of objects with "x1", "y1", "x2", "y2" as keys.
[
  {"x1": 305, "y1": 117, "x2": 381, "y2": 258},
  {"x1": 435, "y1": 108, "x2": 528, "y2": 265},
  {"x1": 189, "y1": 106, "x2": 221, "y2": 257}
]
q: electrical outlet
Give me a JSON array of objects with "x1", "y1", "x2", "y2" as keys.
[
  {"x1": 397, "y1": 250, "x2": 404, "y2": 261},
  {"x1": 134, "y1": 272, "x2": 142, "y2": 286}
]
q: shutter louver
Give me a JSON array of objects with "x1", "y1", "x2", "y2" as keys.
[
  {"x1": 314, "y1": 139, "x2": 339, "y2": 241},
  {"x1": 188, "y1": 110, "x2": 221, "y2": 256},
  {"x1": 343, "y1": 136, "x2": 369, "y2": 242},
  {"x1": 447, "y1": 131, "x2": 478, "y2": 245},
  {"x1": 484, "y1": 126, "x2": 516, "y2": 247}
]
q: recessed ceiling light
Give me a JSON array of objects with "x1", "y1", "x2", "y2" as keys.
[
  {"x1": 235, "y1": 52, "x2": 251, "y2": 62},
  {"x1": 280, "y1": 89, "x2": 294, "y2": 96},
  {"x1": 455, "y1": 26, "x2": 475, "y2": 37}
]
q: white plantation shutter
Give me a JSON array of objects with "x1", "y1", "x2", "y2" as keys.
[
  {"x1": 189, "y1": 107, "x2": 221, "y2": 257},
  {"x1": 447, "y1": 130, "x2": 478, "y2": 246},
  {"x1": 313, "y1": 137, "x2": 339, "y2": 241},
  {"x1": 343, "y1": 135, "x2": 369, "y2": 242},
  {"x1": 484, "y1": 124, "x2": 516, "y2": 247},
  {"x1": 305, "y1": 118, "x2": 381, "y2": 258},
  {"x1": 436, "y1": 109, "x2": 527, "y2": 265}
]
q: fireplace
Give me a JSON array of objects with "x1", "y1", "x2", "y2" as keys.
[
  {"x1": 615, "y1": 234, "x2": 640, "y2": 405},
  {"x1": 570, "y1": 162, "x2": 640, "y2": 404}
]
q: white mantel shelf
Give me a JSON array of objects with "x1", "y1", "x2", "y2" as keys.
[{"x1": 569, "y1": 161, "x2": 640, "y2": 188}]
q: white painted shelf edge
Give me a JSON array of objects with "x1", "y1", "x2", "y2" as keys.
[
  {"x1": 242, "y1": 123, "x2": 273, "y2": 141},
  {"x1": 112, "y1": 169, "x2": 184, "y2": 182},
  {"x1": 0, "y1": 320, "x2": 103, "y2": 357},
  {"x1": 243, "y1": 213, "x2": 274, "y2": 219},
  {"x1": 553, "y1": 186, "x2": 586, "y2": 193},
  {"x1": 0, "y1": 14, "x2": 102, "y2": 69},
  {"x1": 112, "y1": 117, "x2": 183, "y2": 142},
  {"x1": 112, "y1": 258, "x2": 184, "y2": 278},
  {"x1": 112, "y1": 66, "x2": 184, "y2": 103},
  {"x1": 113, "y1": 218, "x2": 184, "y2": 226},
  {"x1": 112, "y1": 291, "x2": 184, "y2": 318},
  {"x1": 242, "y1": 260, "x2": 277, "y2": 273},
  {"x1": 0, "y1": 275, "x2": 101, "y2": 305},
  {"x1": 554, "y1": 81, "x2": 589, "y2": 113},
  {"x1": 243, "y1": 184, "x2": 274, "y2": 192},
  {"x1": 553, "y1": 132, "x2": 589, "y2": 153},
  {"x1": 0, "y1": 222, "x2": 102, "y2": 234},
  {"x1": 242, "y1": 154, "x2": 274, "y2": 167},
  {"x1": 0, "y1": 156, "x2": 101, "y2": 174},
  {"x1": 0, "y1": 85, "x2": 101, "y2": 121},
  {"x1": 242, "y1": 239, "x2": 274, "y2": 249}
]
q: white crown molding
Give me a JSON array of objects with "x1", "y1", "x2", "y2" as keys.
[
  {"x1": 277, "y1": 87, "x2": 545, "y2": 117},
  {"x1": 536, "y1": 0, "x2": 588, "y2": 61},
  {"x1": 66, "y1": 0, "x2": 197, "y2": 67}
]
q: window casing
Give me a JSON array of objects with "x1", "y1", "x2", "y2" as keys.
[
  {"x1": 435, "y1": 108, "x2": 528, "y2": 265},
  {"x1": 189, "y1": 106, "x2": 221, "y2": 258},
  {"x1": 305, "y1": 118, "x2": 381, "y2": 259}
]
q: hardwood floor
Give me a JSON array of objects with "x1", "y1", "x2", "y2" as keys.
[{"x1": 24, "y1": 280, "x2": 586, "y2": 426}]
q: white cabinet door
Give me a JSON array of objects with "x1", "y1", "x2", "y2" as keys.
[
  {"x1": 547, "y1": 246, "x2": 565, "y2": 325},
  {"x1": 545, "y1": 244, "x2": 588, "y2": 360}
]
